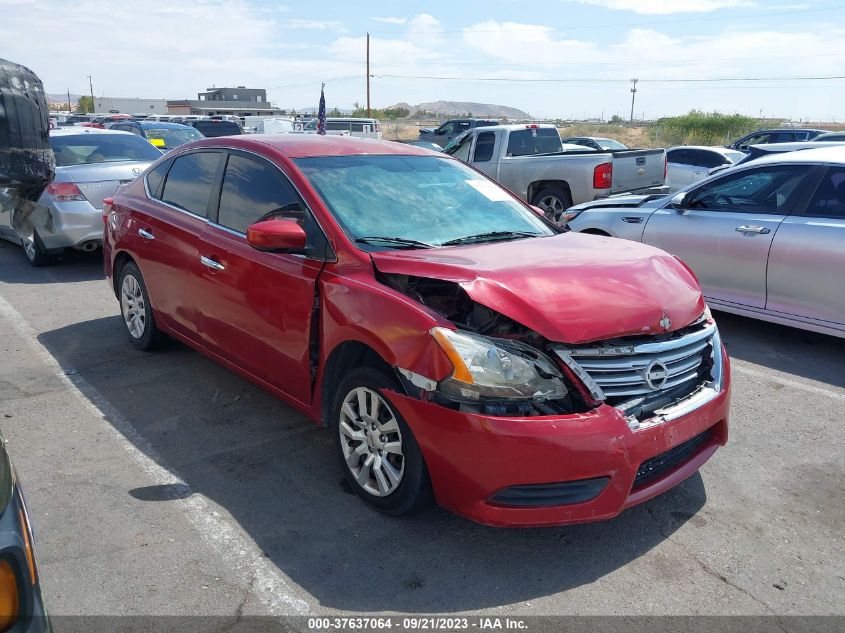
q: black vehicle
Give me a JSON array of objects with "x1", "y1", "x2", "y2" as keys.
[
  {"x1": 728, "y1": 128, "x2": 829, "y2": 150},
  {"x1": 812, "y1": 132, "x2": 845, "y2": 142},
  {"x1": 186, "y1": 119, "x2": 242, "y2": 138}
]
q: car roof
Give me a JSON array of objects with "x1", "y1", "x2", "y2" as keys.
[
  {"x1": 185, "y1": 134, "x2": 436, "y2": 159},
  {"x1": 813, "y1": 132, "x2": 845, "y2": 141},
  {"x1": 669, "y1": 145, "x2": 742, "y2": 153},
  {"x1": 744, "y1": 128, "x2": 828, "y2": 135},
  {"x1": 137, "y1": 121, "x2": 193, "y2": 129},
  {"x1": 50, "y1": 127, "x2": 133, "y2": 136},
  {"x1": 742, "y1": 144, "x2": 845, "y2": 166},
  {"x1": 747, "y1": 141, "x2": 844, "y2": 151}
]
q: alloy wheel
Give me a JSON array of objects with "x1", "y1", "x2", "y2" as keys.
[
  {"x1": 537, "y1": 195, "x2": 565, "y2": 221},
  {"x1": 121, "y1": 274, "x2": 146, "y2": 340},
  {"x1": 338, "y1": 387, "x2": 405, "y2": 497},
  {"x1": 23, "y1": 238, "x2": 36, "y2": 261}
]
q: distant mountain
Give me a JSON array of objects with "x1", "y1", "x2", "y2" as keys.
[
  {"x1": 389, "y1": 100, "x2": 532, "y2": 120},
  {"x1": 47, "y1": 92, "x2": 83, "y2": 105}
]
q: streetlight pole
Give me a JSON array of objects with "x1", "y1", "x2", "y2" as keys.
[
  {"x1": 88, "y1": 75, "x2": 95, "y2": 114},
  {"x1": 366, "y1": 33, "x2": 371, "y2": 118},
  {"x1": 629, "y1": 78, "x2": 638, "y2": 124}
]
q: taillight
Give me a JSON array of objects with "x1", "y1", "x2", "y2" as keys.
[
  {"x1": 593, "y1": 162, "x2": 612, "y2": 189},
  {"x1": 47, "y1": 182, "x2": 86, "y2": 201},
  {"x1": 374, "y1": 122, "x2": 380, "y2": 132},
  {"x1": 102, "y1": 197, "x2": 114, "y2": 225}
]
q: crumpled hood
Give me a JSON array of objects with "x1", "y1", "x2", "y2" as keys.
[
  {"x1": 569, "y1": 193, "x2": 669, "y2": 212},
  {"x1": 371, "y1": 233, "x2": 705, "y2": 344}
]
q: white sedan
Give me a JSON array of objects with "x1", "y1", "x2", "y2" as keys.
[{"x1": 666, "y1": 146, "x2": 746, "y2": 192}]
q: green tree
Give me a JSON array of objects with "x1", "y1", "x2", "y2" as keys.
[
  {"x1": 77, "y1": 95, "x2": 93, "y2": 113},
  {"x1": 650, "y1": 110, "x2": 758, "y2": 146}
]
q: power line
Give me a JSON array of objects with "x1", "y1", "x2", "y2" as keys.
[
  {"x1": 368, "y1": 4, "x2": 845, "y2": 35},
  {"x1": 373, "y1": 73, "x2": 845, "y2": 84}
]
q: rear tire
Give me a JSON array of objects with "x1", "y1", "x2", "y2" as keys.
[
  {"x1": 118, "y1": 262, "x2": 167, "y2": 350},
  {"x1": 332, "y1": 367, "x2": 433, "y2": 516},
  {"x1": 531, "y1": 186, "x2": 573, "y2": 222},
  {"x1": 22, "y1": 231, "x2": 52, "y2": 267}
]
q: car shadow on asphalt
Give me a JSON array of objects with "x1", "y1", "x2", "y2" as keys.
[
  {"x1": 0, "y1": 241, "x2": 104, "y2": 284},
  {"x1": 38, "y1": 315, "x2": 708, "y2": 613},
  {"x1": 715, "y1": 310, "x2": 845, "y2": 389}
]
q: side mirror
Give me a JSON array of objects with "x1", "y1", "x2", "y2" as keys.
[
  {"x1": 669, "y1": 191, "x2": 688, "y2": 211},
  {"x1": 246, "y1": 219, "x2": 307, "y2": 253}
]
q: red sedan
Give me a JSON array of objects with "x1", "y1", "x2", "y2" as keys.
[{"x1": 103, "y1": 135, "x2": 730, "y2": 527}]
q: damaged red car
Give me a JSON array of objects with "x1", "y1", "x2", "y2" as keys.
[{"x1": 103, "y1": 136, "x2": 730, "y2": 527}]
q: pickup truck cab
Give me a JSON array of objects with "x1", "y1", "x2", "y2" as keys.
[
  {"x1": 418, "y1": 118, "x2": 498, "y2": 147},
  {"x1": 445, "y1": 124, "x2": 667, "y2": 220}
]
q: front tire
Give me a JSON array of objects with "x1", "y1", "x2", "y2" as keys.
[
  {"x1": 332, "y1": 367, "x2": 433, "y2": 516},
  {"x1": 118, "y1": 262, "x2": 167, "y2": 350},
  {"x1": 531, "y1": 186, "x2": 573, "y2": 222}
]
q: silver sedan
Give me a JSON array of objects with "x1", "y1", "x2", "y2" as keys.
[
  {"x1": 566, "y1": 145, "x2": 845, "y2": 337},
  {"x1": 0, "y1": 128, "x2": 161, "y2": 265}
]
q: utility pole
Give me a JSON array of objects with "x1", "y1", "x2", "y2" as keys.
[
  {"x1": 88, "y1": 75, "x2": 95, "y2": 114},
  {"x1": 67, "y1": 89, "x2": 71, "y2": 112},
  {"x1": 629, "y1": 78, "x2": 638, "y2": 124},
  {"x1": 366, "y1": 33, "x2": 371, "y2": 117}
]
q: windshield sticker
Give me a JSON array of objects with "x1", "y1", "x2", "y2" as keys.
[{"x1": 466, "y1": 179, "x2": 511, "y2": 202}]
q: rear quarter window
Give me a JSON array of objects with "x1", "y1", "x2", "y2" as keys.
[
  {"x1": 145, "y1": 159, "x2": 172, "y2": 199},
  {"x1": 160, "y1": 151, "x2": 222, "y2": 216}
]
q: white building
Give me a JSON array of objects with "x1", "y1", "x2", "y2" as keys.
[{"x1": 93, "y1": 97, "x2": 169, "y2": 115}]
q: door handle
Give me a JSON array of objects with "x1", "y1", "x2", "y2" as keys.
[
  {"x1": 200, "y1": 256, "x2": 225, "y2": 271},
  {"x1": 138, "y1": 228, "x2": 154, "y2": 240},
  {"x1": 621, "y1": 216, "x2": 643, "y2": 223},
  {"x1": 735, "y1": 225, "x2": 771, "y2": 235}
]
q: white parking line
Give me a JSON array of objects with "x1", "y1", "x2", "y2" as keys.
[
  {"x1": 0, "y1": 293, "x2": 310, "y2": 616},
  {"x1": 732, "y1": 362, "x2": 845, "y2": 401}
]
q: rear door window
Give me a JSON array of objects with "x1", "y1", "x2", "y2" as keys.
[
  {"x1": 506, "y1": 129, "x2": 562, "y2": 156},
  {"x1": 697, "y1": 150, "x2": 729, "y2": 169},
  {"x1": 472, "y1": 132, "x2": 496, "y2": 163},
  {"x1": 668, "y1": 148, "x2": 696, "y2": 165},
  {"x1": 804, "y1": 167, "x2": 845, "y2": 218},
  {"x1": 160, "y1": 151, "x2": 222, "y2": 217}
]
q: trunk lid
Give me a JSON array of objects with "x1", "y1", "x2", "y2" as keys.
[
  {"x1": 54, "y1": 161, "x2": 152, "y2": 209},
  {"x1": 371, "y1": 233, "x2": 704, "y2": 344},
  {"x1": 610, "y1": 149, "x2": 666, "y2": 194}
]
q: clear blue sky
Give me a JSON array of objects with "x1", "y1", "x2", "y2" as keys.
[{"x1": 3, "y1": 0, "x2": 844, "y2": 120}]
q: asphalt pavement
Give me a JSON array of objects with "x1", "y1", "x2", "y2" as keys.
[{"x1": 0, "y1": 239, "x2": 842, "y2": 618}]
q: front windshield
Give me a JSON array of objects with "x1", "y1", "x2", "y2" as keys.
[
  {"x1": 597, "y1": 138, "x2": 628, "y2": 150},
  {"x1": 51, "y1": 133, "x2": 163, "y2": 165},
  {"x1": 295, "y1": 155, "x2": 554, "y2": 248},
  {"x1": 144, "y1": 127, "x2": 202, "y2": 148}
]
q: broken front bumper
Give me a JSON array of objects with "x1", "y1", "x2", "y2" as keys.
[{"x1": 388, "y1": 348, "x2": 730, "y2": 528}]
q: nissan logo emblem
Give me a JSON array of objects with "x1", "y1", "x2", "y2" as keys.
[{"x1": 644, "y1": 360, "x2": 669, "y2": 390}]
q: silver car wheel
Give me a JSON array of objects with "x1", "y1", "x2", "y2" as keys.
[
  {"x1": 121, "y1": 274, "x2": 146, "y2": 340},
  {"x1": 23, "y1": 238, "x2": 36, "y2": 261},
  {"x1": 537, "y1": 195, "x2": 565, "y2": 220},
  {"x1": 338, "y1": 387, "x2": 405, "y2": 497}
]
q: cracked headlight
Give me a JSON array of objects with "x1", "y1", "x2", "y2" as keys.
[{"x1": 431, "y1": 327, "x2": 567, "y2": 403}]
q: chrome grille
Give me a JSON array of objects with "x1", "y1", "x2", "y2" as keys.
[{"x1": 554, "y1": 322, "x2": 717, "y2": 403}]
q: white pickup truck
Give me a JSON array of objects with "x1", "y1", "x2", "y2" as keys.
[{"x1": 444, "y1": 124, "x2": 667, "y2": 220}]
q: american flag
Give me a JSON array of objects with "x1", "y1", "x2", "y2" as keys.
[{"x1": 317, "y1": 83, "x2": 326, "y2": 136}]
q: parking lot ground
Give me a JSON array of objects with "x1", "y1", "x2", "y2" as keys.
[{"x1": 0, "y1": 239, "x2": 842, "y2": 618}]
